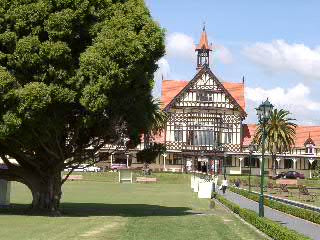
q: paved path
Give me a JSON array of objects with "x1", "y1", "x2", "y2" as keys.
[{"x1": 218, "y1": 190, "x2": 320, "y2": 240}]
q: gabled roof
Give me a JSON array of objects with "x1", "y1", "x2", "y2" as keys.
[
  {"x1": 161, "y1": 67, "x2": 246, "y2": 114},
  {"x1": 242, "y1": 124, "x2": 320, "y2": 148}
]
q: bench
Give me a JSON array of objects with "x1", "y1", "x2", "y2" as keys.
[
  {"x1": 63, "y1": 175, "x2": 83, "y2": 181},
  {"x1": 136, "y1": 177, "x2": 157, "y2": 183}
]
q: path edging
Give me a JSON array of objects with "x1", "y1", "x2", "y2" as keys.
[
  {"x1": 213, "y1": 198, "x2": 273, "y2": 240},
  {"x1": 231, "y1": 187, "x2": 320, "y2": 226}
]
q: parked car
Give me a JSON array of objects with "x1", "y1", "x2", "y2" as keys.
[
  {"x1": 272, "y1": 171, "x2": 305, "y2": 180},
  {"x1": 85, "y1": 165, "x2": 101, "y2": 172},
  {"x1": 272, "y1": 172, "x2": 286, "y2": 180},
  {"x1": 73, "y1": 165, "x2": 86, "y2": 172},
  {"x1": 284, "y1": 171, "x2": 305, "y2": 179},
  {"x1": 110, "y1": 163, "x2": 127, "y2": 171}
]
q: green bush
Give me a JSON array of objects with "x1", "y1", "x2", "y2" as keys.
[
  {"x1": 230, "y1": 187, "x2": 320, "y2": 225},
  {"x1": 216, "y1": 195, "x2": 311, "y2": 240}
]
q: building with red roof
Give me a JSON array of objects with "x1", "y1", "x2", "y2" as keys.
[{"x1": 151, "y1": 27, "x2": 319, "y2": 177}]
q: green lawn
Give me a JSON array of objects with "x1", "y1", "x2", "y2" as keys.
[{"x1": 0, "y1": 173, "x2": 266, "y2": 240}]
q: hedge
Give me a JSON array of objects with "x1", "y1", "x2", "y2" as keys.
[
  {"x1": 229, "y1": 187, "x2": 320, "y2": 225},
  {"x1": 216, "y1": 195, "x2": 311, "y2": 240}
]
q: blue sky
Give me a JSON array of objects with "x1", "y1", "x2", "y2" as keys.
[{"x1": 146, "y1": 0, "x2": 320, "y2": 125}]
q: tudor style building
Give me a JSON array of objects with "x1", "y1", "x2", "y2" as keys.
[
  {"x1": 159, "y1": 27, "x2": 246, "y2": 173},
  {"x1": 153, "y1": 27, "x2": 320, "y2": 176}
]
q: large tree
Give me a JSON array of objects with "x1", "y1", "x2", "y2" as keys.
[
  {"x1": 0, "y1": 0, "x2": 165, "y2": 213},
  {"x1": 254, "y1": 109, "x2": 297, "y2": 175}
]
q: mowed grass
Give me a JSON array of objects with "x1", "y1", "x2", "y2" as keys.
[{"x1": 0, "y1": 173, "x2": 266, "y2": 240}]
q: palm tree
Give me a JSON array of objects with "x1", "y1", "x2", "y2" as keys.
[
  {"x1": 254, "y1": 109, "x2": 297, "y2": 175},
  {"x1": 144, "y1": 98, "x2": 168, "y2": 149},
  {"x1": 149, "y1": 98, "x2": 168, "y2": 136}
]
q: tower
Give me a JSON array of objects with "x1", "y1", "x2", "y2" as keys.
[{"x1": 195, "y1": 25, "x2": 212, "y2": 70}]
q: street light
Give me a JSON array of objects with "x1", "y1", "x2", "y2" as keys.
[
  {"x1": 248, "y1": 143, "x2": 257, "y2": 193},
  {"x1": 256, "y1": 98, "x2": 273, "y2": 217}
]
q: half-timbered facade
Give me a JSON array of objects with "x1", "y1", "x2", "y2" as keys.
[{"x1": 158, "y1": 27, "x2": 247, "y2": 173}]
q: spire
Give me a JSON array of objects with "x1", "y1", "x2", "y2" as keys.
[
  {"x1": 195, "y1": 25, "x2": 213, "y2": 70},
  {"x1": 195, "y1": 24, "x2": 212, "y2": 51}
]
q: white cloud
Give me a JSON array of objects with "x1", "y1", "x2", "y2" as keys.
[
  {"x1": 244, "y1": 40, "x2": 320, "y2": 79},
  {"x1": 245, "y1": 83, "x2": 320, "y2": 125},
  {"x1": 166, "y1": 32, "x2": 196, "y2": 60},
  {"x1": 214, "y1": 45, "x2": 233, "y2": 64},
  {"x1": 152, "y1": 58, "x2": 170, "y2": 98}
]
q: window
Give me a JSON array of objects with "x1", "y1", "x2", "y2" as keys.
[
  {"x1": 170, "y1": 155, "x2": 183, "y2": 165},
  {"x1": 174, "y1": 124, "x2": 183, "y2": 142},
  {"x1": 224, "y1": 132, "x2": 232, "y2": 144},
  {"x1": 225, "y1": 156, "x2": 232, "y2": 166},
  {"x1": 196, "y1": 92, "x2": 213, "y2": 102},
  {"x1": 193, "y1": 130, "x2": 214, "y2": 146},
  {"x1": 284, "y1": 159, "x2": 293, "y2": 169},
  {"x1": 244, "y1": 157, "x2": 260, "y2": 168},
  {"x1": 305, "y1": 147, "x2": 314, "y2": 154}
]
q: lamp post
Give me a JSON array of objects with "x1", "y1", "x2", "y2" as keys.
[
  {"x1": 248, "y1": 143, "x2": 256, "y2": 193},
  {"x1": 256, "y1": 98, "x2": 273, "y2": 217},
  {"x1": 223, "y1": 152, "x2": 227, "y2": 179}
]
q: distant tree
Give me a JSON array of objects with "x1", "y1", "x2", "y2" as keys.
[
  {"x1": 254, "y1": 109, "x2": 297, "y2": 175},
  {"x1": 143, "y1": 98, "x2": 167, "y2": 149},
  {"x1": 0, "y1": 0, "x2": 164, "y2": 213}
]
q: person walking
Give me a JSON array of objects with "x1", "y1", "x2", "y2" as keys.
[{"x1": 221, "y1": 177, "x2": 228, "y2": 194}]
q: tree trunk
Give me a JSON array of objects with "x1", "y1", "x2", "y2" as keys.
[
  {"x1": 29, "y1": 172, "x2": 62, "y2": 215},
  {"x1": 271, "y1": 154, "x2": 277, "y2": 175}
]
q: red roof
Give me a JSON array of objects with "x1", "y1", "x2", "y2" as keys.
[
  {"x1": 242, "y1": 124, "x2": 320, "y2": 148},
  {"x1": 152, "y1": 132, "x2": 165, "y2": 144},
  {"x1": 140, "y1": 132, "x2": 165, "y2": 144},
  {"x1": 161, "y1": 80, "x2": 188, "y2": 108},
  {"x1": 295, "y1": 126, "x2": 320, "y2": 148},
  {"x1": 195, "y1": 29, "x2": 212, "y2": 50},
  {"x1": 161, "y1": 80, "x2": 246, "y2": 111},
  {"x1": 242, "y1": 124, "x2": 257, "y2": 146}
]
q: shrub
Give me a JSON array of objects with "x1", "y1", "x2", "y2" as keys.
[
  {"x1": 216, "y1": 195, "x2": 311, "y2": 240},
  {"x1": 230, "y1": 187, "x2": 320, "y2": 225}
]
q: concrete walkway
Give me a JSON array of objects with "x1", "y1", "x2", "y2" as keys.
[{"x1": 218, "y1": 190, "x2": 320, "y2": 240}]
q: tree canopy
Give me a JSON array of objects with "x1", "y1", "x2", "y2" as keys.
[
  {"x1": 0, "y1": 0, "x2": 165, "y2": 212},
  {"x1": 254, "y1": 109, "x2": 297, "y2": 173}
]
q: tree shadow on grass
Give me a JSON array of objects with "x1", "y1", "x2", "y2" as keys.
[{"x1": 0, "y1": 203, "x2": 196, "y2": 217}]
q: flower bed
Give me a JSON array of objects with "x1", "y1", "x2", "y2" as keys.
[{"x1": 230, "y1": 187, "x2": 320, "y2": 225}]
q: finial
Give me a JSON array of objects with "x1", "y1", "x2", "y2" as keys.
[
  {"x1": 242, "y1": 76, "x2": 245, "y2": 84},
  {"x1": 203, "y1": 22, "x2": 206, "y2": 31},
  {"x1": 161, "y1": 74, "x2": 164, "y2": 81}
]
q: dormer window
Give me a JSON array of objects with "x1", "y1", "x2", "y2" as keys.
[
  {"x1": 304, "y1": 133, "x2": 315, "y2": 155},
  {"x1": 306, "y1": 146, "x2": 314, "y2": 154}
]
